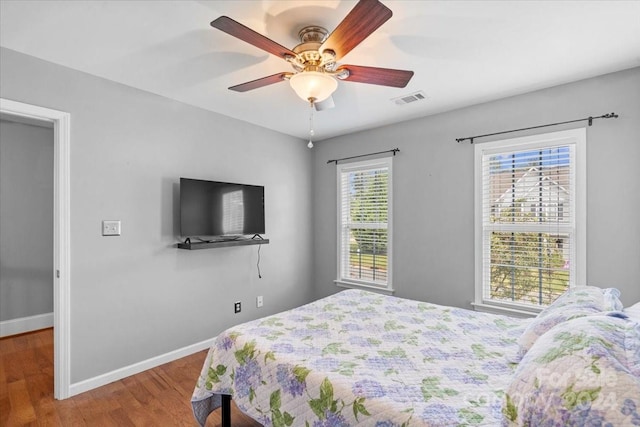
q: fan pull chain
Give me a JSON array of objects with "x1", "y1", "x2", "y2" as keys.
[{"x1": 308, "y1": 100, "x2": 315, "y2": 148}]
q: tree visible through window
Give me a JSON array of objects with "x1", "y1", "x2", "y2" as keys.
[
  {"x1": 475, "y1": 129, "x2": 585, "y2": 311},
  {"x1": 337, "y1": 158, "x2": 392, "y2": 291}
]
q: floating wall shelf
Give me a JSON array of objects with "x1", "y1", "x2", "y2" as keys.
[{"x1": 177, "y1": 239, "x2": 269, "y2": 250}]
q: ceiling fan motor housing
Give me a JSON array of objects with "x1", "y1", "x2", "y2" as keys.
[
  {"x1": 289, "y1": 26, "x2": 337, "y2": 73},
  {"x1": 298, "y1": 26, "x2": 328, "y2": 43}
]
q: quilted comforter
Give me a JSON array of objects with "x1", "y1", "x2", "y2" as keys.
[{"x1": 191, "y1": 289, "x2": 530, "y2": 426}]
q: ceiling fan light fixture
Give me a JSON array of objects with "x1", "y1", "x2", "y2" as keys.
[{"x1": 289, "y1": 71, "x2": 338, "y2": 103}]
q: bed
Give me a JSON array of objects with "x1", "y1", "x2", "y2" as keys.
[{"x1": 192, "y1": 288, "x2": 640, "y2": 426}]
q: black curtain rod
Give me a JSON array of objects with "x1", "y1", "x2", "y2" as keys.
[
  {"x1": 327, "y1": 148, "x2": 400, "y2": 164},
  {"x1": 456, "y1": 112, "x2": 618, "y2": 144}
]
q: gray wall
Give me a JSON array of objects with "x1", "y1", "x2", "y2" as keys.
[
  {"x1": 2, "y1": 43, "x2": 638, "y2": 386},
  {"x1": 312, "y1": 67, "x2": 640, "y2": 308},
  {"x1": 0, "y1": 47, "x2": 315, "y2": 383},
  {"x1": 0, "y1": 119, "x2": 54, "y2": 321}
]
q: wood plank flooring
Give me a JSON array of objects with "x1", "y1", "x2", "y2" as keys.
[{"x1": 0, "y1": 328, "x2": 262, "y2": 426}]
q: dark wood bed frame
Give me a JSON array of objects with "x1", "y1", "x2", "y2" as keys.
[{"x1": 221, "y1": 394, "x2": 231, "y2": 427}]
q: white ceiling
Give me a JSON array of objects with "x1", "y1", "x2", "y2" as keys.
[{"x1": 1, "y1": 1, "x2": 639, "y2": 141}]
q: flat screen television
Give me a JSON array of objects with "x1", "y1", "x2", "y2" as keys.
[{"x1": 180, "y1": 178, "x2": 265, "y2": 239}]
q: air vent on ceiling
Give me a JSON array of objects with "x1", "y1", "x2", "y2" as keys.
[{"x1": 392, "y1": 91, "x2": 427, "y2": 106}]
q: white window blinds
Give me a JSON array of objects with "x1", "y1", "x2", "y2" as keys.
[
  {"x1": 337, "y1": 158, "x2": 392, "y2": 291},
  {"x1": 475, "y1": 129, "x2": 585, "y2": 311}
]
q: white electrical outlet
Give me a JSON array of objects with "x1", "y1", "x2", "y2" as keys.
[
  {"x1": 102, "y1": 220, "x2": 121, "y2": 236},
  {"x1": 256, "y1": 295, "x2": 263, "y2": 308}
]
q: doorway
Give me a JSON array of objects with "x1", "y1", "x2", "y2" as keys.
[
  {"x1": 0, "y1": 98, "x2": 70, "y2": 399},
  {"x1": 1, "y1": 116, "x2": 54, "y2": 332}
]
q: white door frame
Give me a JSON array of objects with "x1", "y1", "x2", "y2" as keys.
[{"x1": 0, "y1": 98, "x2": 71, "y2": 399}]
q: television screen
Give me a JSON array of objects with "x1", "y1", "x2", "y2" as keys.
[{"x1": 180, "y1": 178, "x2": 265, "y2": 238}]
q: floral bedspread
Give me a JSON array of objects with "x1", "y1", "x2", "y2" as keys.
[
  {"x1": 191, "y1": 289, "x2": 530, "y2": 426},
  {"x1": 504, "y1": 314, "x2": 640, "y2": 426}
]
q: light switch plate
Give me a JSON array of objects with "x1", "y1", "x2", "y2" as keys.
[{"x1": 102, "y1": 220, "x2": 121, "y2": 236}]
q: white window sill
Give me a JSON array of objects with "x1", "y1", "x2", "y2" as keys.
[
  {"x1": 334, "y1": 280, "x2": 395, "y2": 296},
  {"x1": 471, "y1": 302, "x2": 541, "y2": 318}
]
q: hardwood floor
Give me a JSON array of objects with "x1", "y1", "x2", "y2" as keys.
[{"x1": 0, "y1": 328, "x2": 262, "y2": 426}]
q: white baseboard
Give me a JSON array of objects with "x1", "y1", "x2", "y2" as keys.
[
  {"x1": 0, "y1": 312, "x2": 54, "y2": 337},
  {"x1": 68, "y1": 337, "x2": 215, "y2": 398}
]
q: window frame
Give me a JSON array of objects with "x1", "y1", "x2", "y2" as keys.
[
  {"x1": 335, "y1": 157, "x2": 394, "y2": 294},
  {"x1": 473, "y1": 128, "x2": 586, "y2": 316}
]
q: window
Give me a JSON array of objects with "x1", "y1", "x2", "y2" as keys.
[
  {"x1": 336, "y1": 157, "x2": 393, "y2": 292},
  {"x1": 474, "y1": 129, "x2": 585, "y2": 314}
]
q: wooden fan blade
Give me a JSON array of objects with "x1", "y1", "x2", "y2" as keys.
[
  {"x1": 338, "y1": 65, "x2": 413, "y2": 88},
  {"x1": 320, "y1": 0, "x2": 392, "y2": 61},
  {"x1": 211, "y1": 16, "x2": 297, "y2": 59},
  {"x1": 229, "y1": 73, "x2": 293, "y2": 92}
]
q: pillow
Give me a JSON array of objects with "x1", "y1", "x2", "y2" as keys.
[
  {"x1": 517, "y1": 286, "x2": 623, "y2": 356},
  {"x1": 504, "y1": 314, "x2": 640, "y2": 426},
  {"x1": 625, "y1": 302, "x2": 640, "y2": 321}
]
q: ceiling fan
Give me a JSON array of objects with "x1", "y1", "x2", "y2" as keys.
[{"x1": 210, "y1": 0, "x2": 414, "y2": 110}]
